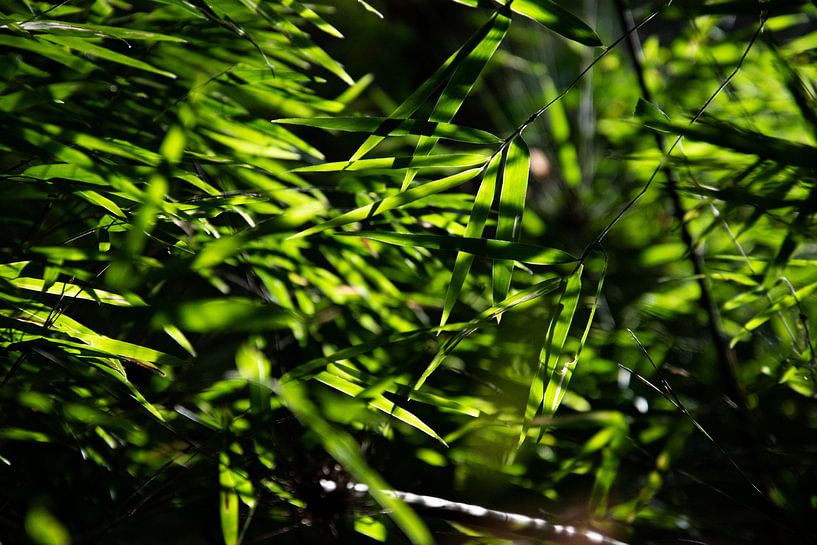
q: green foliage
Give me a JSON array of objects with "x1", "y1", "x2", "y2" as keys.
[{"x1": 2, "y1": 0, "x2": 817, "y2": 544}]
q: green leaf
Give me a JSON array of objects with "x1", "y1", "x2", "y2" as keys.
[
  {"x1": 275, "y1": 117, "x2": 500, "y2": 143},
  {"x1": 291, "y1": 167, "x2": 483, "y2": 238},
  {"x1": 542, "y1": 261, "x2": 604, "y2": 418},
  {"x1": 276, "y1": 381, "x2": 433, "y2": 545},
  {"x1": 355, "y1": 0, "x2": 384, "y2": 18},
  {"x1": 314, "y1": 371, "x2": 447, "y2": 445},
  {"x1": 342, "y1": 232, "x2": 575, "y2": 265},
  {"x1": 413, "y1": 276, "x2": 563, "y2": 392},
  {"x1": 25, "y1": 503, "x2": 70, "y2": 545},
  {"x1": 401, "y1": 8, "x2": 510, "y2": 190},
  {"x1": 219, "y1": 452, "x2": 239, "y2": 545},
  {"x1": 292, "y1": 153, "x2": 489, "y2": 173},
  {"x1": 151, "y1": 298, "x2": 301, "y2": 333},
  {"x1": 493, "y1": 137, "x2": 530, "y2": 306},
  {"x1": 40, "y1": 35, "x2": 176, "y2": 78},
  {"x1": 643, "y1": 115, "x2": 817, "y2": 168},
  {"x1": 280, "y1": 0, "x2": 344, "y2": 38},
  {"x1": 442, "y1": 153, "x2": 503, "y2": 326},
  {"x1": 349, "y1": 12, "x2": 508, "y2": 161},
  {"x1": 450, "y1": 0, "x2": 602, "y2": 46},
  {"x1": 18, "y1": 20, "x2": 188, "y2": 42},
  {"x1": 521, "y1": 264, "x2": 582, "y2": 446}
]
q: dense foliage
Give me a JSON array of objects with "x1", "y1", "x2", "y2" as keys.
[{"x1": 2, "y1": 1, "x2": 817, "y2": 544}]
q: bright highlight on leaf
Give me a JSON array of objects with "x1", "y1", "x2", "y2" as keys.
[
  {"x1": 275, "y1": 117, "x2": 500, "y2": 144},
  {"x1": 450, "y1": 0, "x2": 602, "y2": 46},
  {"x1": 522, "y1": 264, "x2": 583, "y2": 446},
  {"x1": 493, "y1": 137, "x2": 531, "y2": 307}
]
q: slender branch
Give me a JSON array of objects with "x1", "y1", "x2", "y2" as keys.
[
  {"x1": 321, "y1": 479, "x2": 630, "y2": 545},
  {"x1": 612, "y1": 0, "x2": 748, "y2": 414}
]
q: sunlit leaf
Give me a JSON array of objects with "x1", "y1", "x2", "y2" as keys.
[
  {"x1": 275, "y1": 117, "x2": 500, "y2": 143},
  {"x1": 522, "y1": 264, "x2": 582, "y2": 445},
  {"x1": 493, "y1": 137, "x2": 530, "y2": 306}
]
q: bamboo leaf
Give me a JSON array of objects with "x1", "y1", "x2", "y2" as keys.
[
  {"x1": 275, "y1": 117, "x2": 501, "y2": 143},
  {"x1": 292, "y1": 153, "x2": 490, "y2": 173},
  {"x1": 151, "y1": 298, "x2": 301, "y2": 333},
  {"x1": 314, "y1": 371, "x2": 447, "y2": 445},
  {"x1": 40, "y1": 35, "x2": 176, "y2": 78},
  {"x1": 219, "y1": 452, "x2": 239, "y2": 545},
  {"x1": 342, "y1": 232, "x2": 575, "y2": 265},
  {"x1": 280, "y1": 0, "x2": 344, "y2": 38},
  {"x1": 291, "y1": 167, "x2": 483, "y2": 238},
  {"x1": 349, "y1": 12, "x2": 506, "y2": 161},
  {"x1": 450, "y1": 0, "x2": 602, "y2": 46},
  {"x1": 521, "y1": 264, "x2": 582, "y2": 446},
  {"x1": 413, "y1": 276, "x2": 563, "y2": 393},
  {"x1": 442, "y1": 153, "x2": 503, "y2": 326},
  {"x1": 401, "y1": 8, "x2": 510, "y2": 190},
  {"x1": 643, "y1": 115, "x2": 817, "y2": 168},
  {"x1": 542, "y1": 261, "x2": 604, "y2": 418},
  {"x1": 493, "y1": 137, "x2": 530, "y2": 306}
]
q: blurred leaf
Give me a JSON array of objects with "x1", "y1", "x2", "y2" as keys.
[
  {"x1": 152, "y1": 298, "x2": 301, "y2": 333},
  {"x1": 25, "y1": 503, "x2": 70, "y2": 545},
  {"x1": 219, "y1": 452, "x2": 239, "y2": 545}
]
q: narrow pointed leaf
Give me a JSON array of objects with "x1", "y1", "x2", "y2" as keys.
[
  {"x1": 413, "y1": 276, "x2": 562, "y2": 392},
  {"x1": 643, "y1": 116, "x2": 817, "y2": 168},
  {"x1": 314, "y1": 371, "x2": 447, "y2": 445},
  {"x1": 521, "y1": 265, "x2": 582, "y2": 445},
  {"x1": 493, "y1": 137, "x2": 530, "y2": 305},
  {"x1": 543, "y1": 261, "x2": 604, "y2": 418},
  {"x1": 219, "y1": 452, "x2": 239, "y2": 545},
  {"x1": 442, "y1": 153, "x2": 503, "y2": 326},
  {"x1": 450, "y1": 0, "x2": 602, "y2": 46},
  {"x1": 292, "y1": 153, "x2": 489, "y2": 173},
  {"x1": 41, "y1": 35, "x2": 176, "y2": 78},
  {"x1": 281, "y1": 0, "x2": 344, "y2": 38},
  {"x1": 401, "y1": 8, "x2": 510, "y2": 190},
  {"x1": 291, "y1": 168, "x2": 483, "y2": 238},
  {"x1": 349, "y1": 13, "x2": 503, "y2": 160},
  {"x1": 342, "y1": 232, "x2": 575, "y2": 265},
  {"x1": 275, "y1": 117, "x2": 500, "y2": 143}
]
